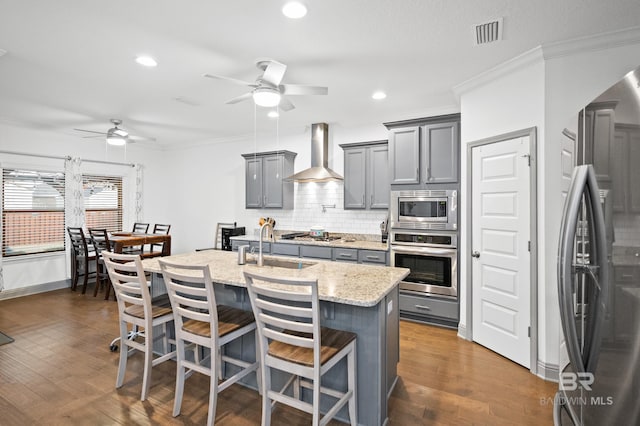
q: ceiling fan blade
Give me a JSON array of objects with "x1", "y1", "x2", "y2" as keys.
[
  {"x1": 226, "y1": 92, "x2": 253, "y2": 105},
  {"x1": 280, "y1": 84, "x2": 328, "y2": 96},
  {"x1": 81, "y1": 135, "x2": 105, "y2": 139},
  {"x1": 261, "y1": 60, "x2": 287, "y2": 86},
  {"x1": 279, "y1": 97, "x2": 295, "y2": 112},
  {"x1": 74, "y1": 128, "x2": 107, "y2": 135},
  {"x1": 203, "y1": 73, "x2": 257, "y2": 87},
  {"x1": 128, "y1": 135, "x2": 156, "y2": 142}
]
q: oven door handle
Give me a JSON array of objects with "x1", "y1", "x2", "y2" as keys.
[{"x1": 391, "y1": 245, "x2": 457, "y2": 256}]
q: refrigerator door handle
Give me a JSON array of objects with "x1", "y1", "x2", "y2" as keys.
[
  {"x1": 583, "y1": 165, "x2": 609, "y2": 374},
  {"x1": 557, "y1": 165, "x2": 590, "y2": 373}
]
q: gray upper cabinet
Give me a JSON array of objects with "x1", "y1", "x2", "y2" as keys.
[
  {"x1": 341, "y1": 141, "x2": 389, "y2": 210},
  {"x1": 241, "y1": 151, "x2": 296, "y2": 209},
  {"x1": 388, "y1": 127, "x2": 420, "y2": 184},
  {"x1": 385, "y1": 114, "x2": 460, "y2": 187},
  {"x1": 422, "y1": 122, "x2": 458, "y2": 184}
]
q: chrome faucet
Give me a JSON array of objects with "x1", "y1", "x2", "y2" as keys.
[{"x1": 257, "y1": 222, "x2": 273, "y2": 267}]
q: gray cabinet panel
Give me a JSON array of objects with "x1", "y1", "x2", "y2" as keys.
[
  {"x1": 369, "y1": 144, "x2": 390, "y2": 209},
  {"x1": 249, "y1": 241, "x2": 270, "y2": 253},
  {"x1": 271, "y1": 243, "x2": 300, "y2": 257},
  {"x1": 399, "y1": 293, "x2": 458, "y2": 320},
  {"x1": 343, "y1": 147, "x2": 367, "y2": 209},
  {"x1": 341, "y1": 141, "x2": 389, "y2": 210},
  {"x1": 389, "y1": 127, "x2": 420, "y2": 184},
  {"x1": 300, "y1": 245, "x2": 333, "y2": 259},
  {"x1": 358, "y1": 249, "x2": 387, "y2": 265},
  {"x1": 263, "y1": 155, "x2": 284, "y2": 208},
  {"x1": 245, "y1": 158, "x2": 263, "y2": 208},
  {"x1": 629, "y1": 130, "x2": 640, "y2": 213},
  {"x1": 242, "y1": 151, "x2": 296, "y2": 209},
  {"x1": 333, "y1": 247, "x2": 358, "y2": 262},
  {"x1": 423, "y1": 122, "x2": 458, "y2": 184}
]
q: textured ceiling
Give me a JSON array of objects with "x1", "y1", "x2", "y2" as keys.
[{"x1": 0, "y1": 0, "x2": 639, "y2": 147}]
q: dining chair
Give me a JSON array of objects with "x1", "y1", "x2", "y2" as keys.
[
  {"x1": 102, "y1": 251, "x2": 176, "y2": 401},
  {"x1": 243, "y1": 271, "x2": 357, "y2": 426},
  {"x1": 144, "y1": 223, "x2": 171, "y2": 258},
  {"x1": 88, "y1": 228, "x2": 112, "y2": 299},
  {"x1": 123, "y1": 222, "x2": 150, "y2": 255},
  {"x1": 67, "y1": 227, "x2": 97, "y2": 293},
  {"x1": 159, "y1": 259, "x2": 260, "y2": 426}
]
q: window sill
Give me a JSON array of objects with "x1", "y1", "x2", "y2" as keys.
[{"x1": 3, "y1": 251, "x2": 66, "y2": 263}]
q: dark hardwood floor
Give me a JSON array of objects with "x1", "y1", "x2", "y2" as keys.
[{"x1": 0, "y1": 287, "x2": 556, "y2": 425}]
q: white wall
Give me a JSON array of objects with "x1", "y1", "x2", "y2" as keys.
[
  {"x1": 457, "y1": 49, "x2": 546, "y2": 354},
  {"x1": 0, "y1": 122, "x2": 168, "y2": 292},
  {"x1": 163, "y1": 122, "x2": 390, "y2": 254},
  {"x1": 456, "y1": 26, "x2": 640, "y2": 376}
]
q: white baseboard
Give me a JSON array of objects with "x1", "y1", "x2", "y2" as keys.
[
  {"x1": 537, "y1": 360, "x2": 559, "y2": 382},
  {"x1": 457, "y1": 323, "x2": 471, "y2": 340},
  {"x1": 0, "y1": 280, "x2": 70, "y2": 301}
]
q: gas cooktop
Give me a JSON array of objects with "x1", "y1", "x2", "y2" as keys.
[{"x1": 280, "y1": 232, "x2": 342, "y2": 242}]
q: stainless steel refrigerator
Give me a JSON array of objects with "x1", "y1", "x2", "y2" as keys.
[{"x1": 555, "y1": 65, "x2": 640, "y2": 424}]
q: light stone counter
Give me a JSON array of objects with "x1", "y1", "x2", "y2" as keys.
[{"x1": 142, "y1": 249, "x2": 408, "y2": 307}]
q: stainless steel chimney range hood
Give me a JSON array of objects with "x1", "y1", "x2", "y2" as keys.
[{"x1": 285, "y1": 123, "x2": 343, "y2": 182}]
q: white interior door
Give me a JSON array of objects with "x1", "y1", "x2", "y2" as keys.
[{"x1": 471, "y1": 136, "x2": 531, "y2": 368}]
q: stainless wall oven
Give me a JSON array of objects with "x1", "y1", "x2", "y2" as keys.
[
  {"x1": 390, "y1": 189, "x2": 457, "y2": 230},
  {"x1": 390, "y1": 230, "x2": 457, "y2": 298}
]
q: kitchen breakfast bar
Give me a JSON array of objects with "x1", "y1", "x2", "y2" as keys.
[{"x1": 142, "y1": 249, "x2": 409, "y2": 425}]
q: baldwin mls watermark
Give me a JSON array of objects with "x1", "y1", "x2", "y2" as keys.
[{"x1": 539, "y1": 372, "x2": 614, "y2": 406}]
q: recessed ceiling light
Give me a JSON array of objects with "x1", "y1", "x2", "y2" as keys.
[
  {"x1": 282, "y1": 1, "x2": 307, "y2": 19},
  {"x1": 135, "y1": 55, "x2": 157, "y2": 67},
  {"x1": 372, "y1": 91, "x2": 387, "y2": 100},
  {"x1": 268, "y1": 111, "x2": 280, "y2": 118}
]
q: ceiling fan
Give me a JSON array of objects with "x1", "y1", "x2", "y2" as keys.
[
  {"x1": 74, "y1": 119, "x2": 155, "y2": 145},
  {"x1": 203, "y1": 59, "x2": 328, "y2": 111}
]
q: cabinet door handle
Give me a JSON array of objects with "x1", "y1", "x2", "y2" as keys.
[
  {"x1": 366, "y1": 255, "x2": 379, "y2": 260},
  {"x1": 622, "y1": 274, "x2": 634, "y2": 279},
  {"x1": 263, "y1": 195, "x2": 267, "y2": 205},
  {"x1": 416, "y1": 167, "x2": 419, "y2": 181},
  {"x1": 362, "y1": 194, "x2": 365, "y2": 205},
  {"x1": 339, "y1": 253, "x2": 353, "y2": 258},
  {"x1": 370, "y1": 194, "x2": 374, "y2": 206},
  {"x1": 415, "y1": 305, "x2": 431, "y2": 311},
  {"x1": 427, "y1": 167, "x2": 432, "y2": 180}
]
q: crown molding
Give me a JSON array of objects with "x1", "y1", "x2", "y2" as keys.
[
  {"x1": 452, "y1": 47, "x2": 544, "y2": 98},
  {"x1": 453, "y1": 26, "x2": 640, "y2": 98}
]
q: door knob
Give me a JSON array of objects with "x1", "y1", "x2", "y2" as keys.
[{"x1": 471, "y1": 251, "x2": 480, "y2": 258}]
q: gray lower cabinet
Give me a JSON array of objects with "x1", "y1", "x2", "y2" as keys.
[
  {"x1": 271, "y1": 242, "x2": 300, "y2": 257},
  {"x1": 341, "y1": 141, "x2": 389, "y2": 209},
  {"x1": 385, "y1": 114, "x2": 460, "y2": 187},
  {"x1": 300, "y1": 245, "x2": 333, "y2": 260},
  {"x1": 333, "y1": 247, "x2": 358, "y2": 263},
  {"x1": 242, "y1": 150, "x2": 296, "y2": 209},
  {"x1": 358, "y1": 249, "x2": 387, "y2": 265},
  {"x1": 232, "y1": 239, "x2": 390, "y2": 266},
  {"x1": 399, "y1": 292, "x2": 458, "y2": 326}
]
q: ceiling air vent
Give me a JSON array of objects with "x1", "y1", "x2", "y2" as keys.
[{"x1": 473, "y1": 18, "x2": 503, "y2": 45}]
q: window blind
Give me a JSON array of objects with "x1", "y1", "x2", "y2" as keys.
[
  {"x1": 2, "y1": 169, "x2": 66, "y2": 257},
  {"x1": 83, "y1": 174, "x2": 123, "y2": 233}
]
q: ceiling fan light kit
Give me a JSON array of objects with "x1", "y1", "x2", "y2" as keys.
[
  {"x1": 135, "y1": 55, "x2": 158, "y2": 67},
  {"x1": 106, "y1": 134, "x2": 127, "y2": 146},
  {"x1": 253, "y1": 87, "x2": 282, "y2": 107},
  {"x1": 282, "y1": 2, "x2": 307, "y2": 19},
  {"x1": 204, "y1": 58, "x2": 327, "y2": 112}
]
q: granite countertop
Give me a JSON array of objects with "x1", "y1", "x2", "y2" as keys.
[
  {"x1": 142, "y1": 250, "x2": 408, "y2": 307},
  {"x1": 230, "y1": 234, "x2": 389, "y2": 251}
]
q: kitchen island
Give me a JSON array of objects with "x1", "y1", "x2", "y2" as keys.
[{"x1": 142, "y1": 249, "x2": 408, "y2": 425}]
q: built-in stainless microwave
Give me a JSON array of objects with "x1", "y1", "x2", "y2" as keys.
[{"x1": 390, "y1": 189, "x2": 457, "y2": 230}]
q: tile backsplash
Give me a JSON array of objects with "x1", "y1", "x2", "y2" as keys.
[{"x1": 250, "y1": 181, "x2": 388, "y2": 235}]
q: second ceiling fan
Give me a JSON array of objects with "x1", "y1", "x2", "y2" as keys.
[{"x1": 203, "y1": 59, "x2": 327, "y2": 111}]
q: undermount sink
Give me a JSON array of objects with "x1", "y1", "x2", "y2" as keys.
[{"x1": 247, "y1": 258, "x2": 315, "y2": 269}]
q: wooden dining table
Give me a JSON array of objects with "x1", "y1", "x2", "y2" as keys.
[{"x1": 109, "y1": 232, "x2": 172, "y2": 257}]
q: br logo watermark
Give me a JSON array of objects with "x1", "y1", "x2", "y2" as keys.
[{"x1": 561, "y1": 372, "x2": 594, "y2": 391}]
